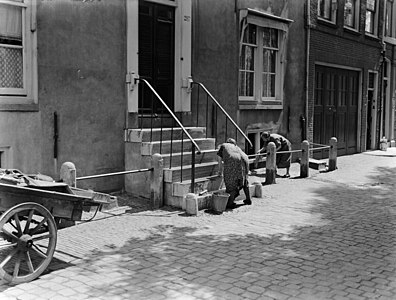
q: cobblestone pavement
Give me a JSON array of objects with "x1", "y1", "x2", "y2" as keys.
[{"x1": 0, "y1": 150, "x2": 396, "y2": 299}]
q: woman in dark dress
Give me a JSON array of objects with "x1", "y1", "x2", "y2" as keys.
[
  {"x1": 258, "y1": 132, "x2": 291, "y2": 178},
  {"x1": 217, "y1": 138, "x2": 251, "y2": 209}
]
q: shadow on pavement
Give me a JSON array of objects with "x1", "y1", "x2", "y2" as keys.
[
  {"x1": 3, "y1": 165, "x2": 395, "y2": 299},
  {"x1": 66, "y1": 165, "x2": 396, "y2": 299}
]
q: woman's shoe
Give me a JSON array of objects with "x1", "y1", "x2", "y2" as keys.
[
  {"x1": 243, "y1": 199, "x2": 252, "y2": 205},
  {"x1": 226, "y1": 203, "x2": 237, "y2": 209}
]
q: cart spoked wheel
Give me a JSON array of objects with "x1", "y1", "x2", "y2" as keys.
[{"x1": 0, "y1": 203, "x2": 57, "y2": 284}]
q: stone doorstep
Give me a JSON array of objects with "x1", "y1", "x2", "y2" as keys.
[
  {"x1": 172, "y1": 175, "x2": 221, "y2": 197},
  {"x1": 308, "y1": 158, "x2": 327, "y2": 170},
  {"x1": 124, "y1": 127, "x2": 207, "y2": 143},
  {"x1": 163, "y1": 161, "x2": 219, "y2": 182},
  {"x1": 141, "y1": 138, "x2": 216, "y2": 156}
]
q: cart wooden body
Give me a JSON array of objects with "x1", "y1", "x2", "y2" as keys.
[{"x1": 0, "y1": 177, "x2": 112, "y2": 284}]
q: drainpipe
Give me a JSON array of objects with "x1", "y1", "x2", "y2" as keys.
[
  {"x1": 378, "y1": 45, "x2": 386, "y2": 148},
  {"x1": 304, "y1": 0, "x2": 310, "y2": 142}
]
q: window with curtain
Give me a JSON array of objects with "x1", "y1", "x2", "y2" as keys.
[
  {"x1": 385, "y1": 0, "x2": 394, "y2": 37},
  {"x1": 0, "y1": 0, "x2": 37, "y2": 106},
  {"x1": 365, "y1": 0, "x2": 377, "y2": 34},
  {"x1": 0, "y1": 2, "x2": 23, "y2": 90},
  {"x1": 239, "y1": 24, "x2": 285, "y2": 105},
  {"x1": 262, "y1": 28, "x2": 278, "y2": 98},
  {"x1": 344, "y1": 0, "x2": 360, "y2": 29},
  {"x1": 239, "y1": 24, "x2": 256, "y2": 98},
  {"x1": 318, "y1": 0, "x2": 338, "y2": 23}
]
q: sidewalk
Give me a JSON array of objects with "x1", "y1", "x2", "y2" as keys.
[{"x1": 1, "y1": 148, "x2": 396, "y2": 299}]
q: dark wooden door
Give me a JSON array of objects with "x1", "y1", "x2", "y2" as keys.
[
  {"x1": 314, "y1": 66, "x2": 359, "y2": 157},
  {"x1": 139, "y1": 1, "x2": 175, "y2": 113}
]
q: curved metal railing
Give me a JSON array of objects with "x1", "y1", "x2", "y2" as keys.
[
  {"x1": 192, "y1": 81, "x2": 253, "y2": 148},
  {"x1": 136, "y1": 78, "x2": 201, "y2": 191}
]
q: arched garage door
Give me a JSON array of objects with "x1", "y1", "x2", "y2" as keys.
[{"x1": 314, "y1": 66, "x2": 359, "y2": 157}]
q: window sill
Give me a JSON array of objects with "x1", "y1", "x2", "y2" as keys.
[
  {"x1": 343, "y1": 26, "x2": 360, "y2": 35},
  {"x1": 0, "y1": 103, "x2": 39, "y2": 112},
  {"x1": 384, "y1": 36, "x2": 396, "y2": 46},
  {"x1": 317, "y1": 18, "x2": 338, "y2": 28},
  {"x1": 364, "y1": 33, "x2": 379, "y2": 41},
  {"x1": 239, "y1": 102, "x2": 283, "y2": 110}
]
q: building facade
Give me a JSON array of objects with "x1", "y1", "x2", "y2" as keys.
[
  {"x1": 307, "y1": 0, "x2": 396, "y2": 156},
  {"x1": 1, "y1": 0, "x2": 394, "y2": 194}
]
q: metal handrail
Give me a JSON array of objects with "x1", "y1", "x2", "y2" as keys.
[
  {"x1": 137, "y1": 78, "x2": 202, "y2": 154},
  {"x1": 192, "y1": 81, "x2": 253, "y2": 148}
]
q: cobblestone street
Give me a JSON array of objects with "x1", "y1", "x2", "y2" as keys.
[{"x1": 0, "y1": 150, "x2": 396, "y2": 300}]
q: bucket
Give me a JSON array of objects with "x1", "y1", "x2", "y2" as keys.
[{"x1": 212, "y1": 191, "x2": 230, "y2": 213}]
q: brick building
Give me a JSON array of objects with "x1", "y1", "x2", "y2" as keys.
[{"x1": 307, "y1": 0, "x2": 396, "y2": 156}]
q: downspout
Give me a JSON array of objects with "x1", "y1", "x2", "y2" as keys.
[
  {"x1": 303, "y1": 0, "x2": 310, "y2": 142},
  {"x1": 392, "y1": 44, "x2": 395, "y2": 144}
]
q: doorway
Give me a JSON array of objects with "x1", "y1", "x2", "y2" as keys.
[
  {"x1": 313, "y1": 66, "x2": 359, "y2": 157},
  {"x1": 138, "y1": 1, "x2": 175, "y2": 113}
]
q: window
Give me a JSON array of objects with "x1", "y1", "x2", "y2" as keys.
[
  {"x1": 344, "y1": 0, "x2": 359, "y2": 29},
  {"x1": 318, "y1": 0, "x2": 338, "y2": 23},
  {"x1": 245, "y1": 130, "x2": 266, "y2": 156},
  {"x1": 239, "y1": 24, "x2": 256, "y2": 98},
  {"x1": 239, "y1": 24, "x2": 283, "y2": 103},
  {"x1": 365, "y1": 0, "x2": 378, "y2": 35},
  {"x1": 238, "y1": 9, "x2": 291, "y2": 107},
  {"x1": 261, "y1": 28, "x2": 278, "y2": 98},
  {"x1": 385, "y1": 0, "x2": 394, "y2": 37},
  {"x1": 0, "y1": 0, "x2": 37, "y2": 108}
]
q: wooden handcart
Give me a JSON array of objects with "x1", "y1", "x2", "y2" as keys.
[{"x1": 0, "y1": 169, "x2": 114, "y2": 284}]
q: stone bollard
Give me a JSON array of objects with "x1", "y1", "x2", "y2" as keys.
[
  {"x1": 328, "y1": 137, "x2": 338, "y2": 171},
  {"x1": 300, "y1": 140, "x2": 309, "y2": 178},
  {"x1": 265, "y1": 142, "x2": 276, "y2": 184},
  {"x1": 60, "y1": 162, "x2": 76, "y2": 187},
  {"x1": 254, "y1": 182, "x2": 262, "y2": 198},
  {"x1": 150, "y1": 153, "x2": 164, "y2": 209},
  {"x1": 185, "y1": 193, "x2": 198, "y2": 216}
]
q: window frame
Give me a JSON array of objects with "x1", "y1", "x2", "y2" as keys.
[
  {"x1": 318, "y1": 0, "x2": 338, "y2": 24},
  {"x1": 238, "y1": 24, "x2": 285, "y2": 107},
  {"x1": 0, "y1": 0, "x2": 37, "y2": 110},
  {"x1": 385, "y1": 0, "x2": 395, "y2": 37},
  {"x1": 365, "y1": 0, "x2": 378, "y2": 36},
  {"x1": 239, "y1": 24, "x2": 257, "y2": 101},
  {"x1": 343, "y1": 0, "x2": 360, "y2": 30}
]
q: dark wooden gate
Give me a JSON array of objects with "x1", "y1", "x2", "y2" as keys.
[{"x1": 314, "y1": 66, "x2": 359, "y2": 157}]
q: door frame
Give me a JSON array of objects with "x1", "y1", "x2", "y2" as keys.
[
  {"x1": 314, "y1": 62, "x2": 362, "y2": 154},
  {"x1": 126, "y1": 0, "x2": 192, "y2": 114},
  {"x1": 367, "y1": 70, "x2": 379, "y2": 150}
]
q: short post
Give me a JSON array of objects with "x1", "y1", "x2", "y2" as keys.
[
  {"x1": 60, "y1": 162, "x2": 76, "y2": 187},
  {"x1": 150, "y1": 153, "x2": 164, "y2": 208},
  {"x1": 185, "y1": 193, "x2": 198, "y2": 216},
  {"x1": 328, "y1": 137, "x2": 338, "y2": 171},
  {"x1": 300, "y1": 140, "x2": 309, "y2": 178},
  {"x1": 265, "y1": 142, "x2": 276, "y2": 184}
]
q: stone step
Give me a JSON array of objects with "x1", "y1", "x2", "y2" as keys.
[
  {"x1": 125, "y1": 127, "x2": 207, "y2": 143},
  {"x1": 309, "y1": 158, "x2": 327, "y2": 170},
  {"x1": 171, "y1": 175, "x2": 222, "y2": 197},
  {"x1": 161, "y1": 149, "x2": 218, "y2": 168},
  {"x1": 163, "y1": 161, "x2": 219, "y2": 183},
  {"x1": 141, "y1": 138, "x2": 216, "y2": 156},
  {"x1": 164, "y1": 182, "x2": 262, "y2": 210}
]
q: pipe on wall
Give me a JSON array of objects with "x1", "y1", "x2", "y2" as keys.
[{"x1": 304, "y1": 0, "x2": 310, "y2": 142}]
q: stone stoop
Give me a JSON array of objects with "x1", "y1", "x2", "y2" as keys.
[{"x1": 125, "y1": 127, "x2": 262, "y2": 211}]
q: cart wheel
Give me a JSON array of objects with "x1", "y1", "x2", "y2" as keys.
[{"x1": 0, "y1": 202, "x2": 57, "y2": 284}]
